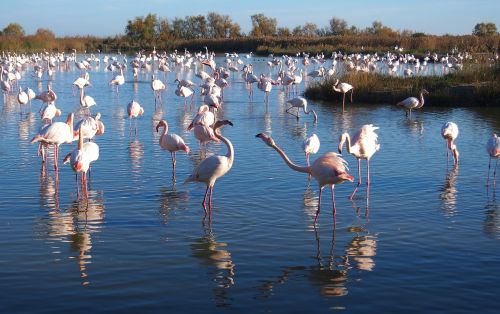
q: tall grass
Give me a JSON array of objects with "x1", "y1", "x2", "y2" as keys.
[{"x1": 304, "y1": 62, "x2": 500, "y2": 106}]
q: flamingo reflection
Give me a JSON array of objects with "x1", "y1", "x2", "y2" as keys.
[
  {"x1": 190, "y1": 221, "x2": 235, "y2": 307},
  {"x1": 439, "y1": 166, "x2": 459, "y2": 216}
]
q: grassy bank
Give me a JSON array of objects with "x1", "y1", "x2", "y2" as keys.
[{"x1": 304, "y1": 62, "x2": 500, "y2": 106}]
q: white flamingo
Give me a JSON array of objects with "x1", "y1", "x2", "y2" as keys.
[
  {"x1": 441, "y1": 122, "x2": 459, "y2": 166},
  {"x1": 397, "y1": 89, "x2": 429, "y2": 118},
  {"x1": 486, "y1": 133, "x2": 500, "y2": 185},
  {"x1": 333, "y1": 79, "x2": 354, "y2": 112},
  {"x1": 286, "y1": 97, "x2": 318, "y2": 122},
  {"x1": 156, "y1": 119, "x2": 190, "y2": 174}
]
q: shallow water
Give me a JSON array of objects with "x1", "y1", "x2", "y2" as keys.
[{"x1": 1, "y1": 56, "x2": 499, "y2": 313}]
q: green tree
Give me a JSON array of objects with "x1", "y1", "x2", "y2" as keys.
[
  {"x1": 2, "y1": 23, "x2": 24, "y2": 37},
  {"x1": 277, "y1": 27, "x2": 291, "y2": 37},
  {"x1": 329, "y1": 17, "x2": 348, "y2": 35},
  {"x1": 473, "y1": 22, "x2": 498, "y2": 36},
  {"x1": 250, "y1": 13, "x2": 277, "y2": 36},
  {"x1": 35, "y1": 28, "x2": 55, "y2": 40},
  {"x1": 125, "y1": 14, "x2": 159, "y2": 41},
  {"x1": 184, "y1": 15, "x2": 208, "y2": 39},
  {"x1": 207, "y1": 12, "x2": 240, "y2": 38}
]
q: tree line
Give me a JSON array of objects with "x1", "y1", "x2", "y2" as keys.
[{"x1": 0, "y1": 13, "x2": 498, "y2": 53}]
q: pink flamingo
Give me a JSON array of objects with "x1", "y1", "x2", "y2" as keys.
[
  {"x1": 256, "y1": 133, "x2": 353, "y2": 224},
  {"x1": 332, "y1": 79, "x2": 354, "y2": 112},
  {"x1": 156, "y1": 119, "x2": 190, "y2": 174},
  {"x1": 185, "y1": 120, "x2": 234, "y2": 214},
  {"x1": 487, "y1": 133, "x2": 500, "y2": 185},
  {"x1": 441, "y1": 122, "x2": 459, "y2": 166},
  {"x1": 338, "y1": 124, "x2": 380, "y2": 199}
]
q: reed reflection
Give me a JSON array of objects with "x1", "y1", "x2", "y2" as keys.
[
  {"x1": 439, "y1": 166, "x2": 459, "y2": 216},
  {"x1": 190, "y1": 221, "x2": 235, "y2": 307}
]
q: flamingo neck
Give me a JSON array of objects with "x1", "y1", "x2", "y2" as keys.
[
  {"x1": 215, "y1": 131, "x2": 234, "y2": 165},
  {"x1": 341, "y1": 133, "x2": 352, "y2": 154},
  {"x1": 271, "y1": 144, "x2": 310, "y2": 174},
  {"x1": 420, "y1": 91, "x2": 425, "y2": 106}
]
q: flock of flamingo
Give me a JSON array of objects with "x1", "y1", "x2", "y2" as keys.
[{"x1": 0, "y1": 47, "x2": 499, "y2": 223}]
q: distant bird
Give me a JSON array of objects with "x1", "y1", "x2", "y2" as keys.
[
  {"x1": 486, "y1": 133, "x2": 500, "y2": 184},
  {"x1": 332, "y1": 79, "x2": 354, "y2": 112},
  {"x1": 63, "y1": 127, "x2": 100, "y2": 198},
  {"x1": 397, "y1": 89, "x2": 429, "y2": 118},
  {"x1": 25, "y1": 87, "x2": 36, "y2": 106},
  {"x1": 175, "y1": 84, "x2": 194, "y2": 106},
  {"x1": 17, "y1": 86, "x2": 29, "y2": 115},
  {"x1": 127, "y1": 100, "x2": 144, "y2": 135},
  {"x1": 30, "y1": 113, "x2": 74, "y2": 171},
  {"x1": 441, "y1": 122, "x2": 459, "y2": 166},
  {"x1": 79, "y1": 86, "x2": 96, "y2": 115},
  {"x1": 40, "y1": 102, "x2": 62, "y2": 123},
  {"x1": 73, "y1": 72, "x2": 91, "y2": 89},
  {"x1": 303, "y1": 134, "x2": 320, "y2": 166},
  {"x1": 151, "y1": 75, "x2": 166, "y2": 107},
  {"x1": 256, "y1": 133, "x2": 353, "y2": 224},
  {"x1": 286, "y1": 97, "x2": 318, "y2": 122},
  {"x1": 185, "y1": 120, "x2": 234, "y2": 214},
  {"x1": 73, "y1": 112, "x2": 104, "y2": 141},
  {"x1": 187, "y1": 105, "x2": 215, "y2": 130},
  {"x1": 174, "y1": 78, "x2": 196, "y2": 88},
  {"x1": 338, "y1": 124, "x2": 380, "y2": 199},
  {"x1": 156, "y1": 119, "x2": 190, "y2": 174},
  {"x1": 109, "y1": 68, "x2": 125, "y2": 92},
  {"x1": 35, "y1": 84, "x2": 57, "y2": 105}
]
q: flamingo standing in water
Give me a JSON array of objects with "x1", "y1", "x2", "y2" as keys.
[
  {"x1": 185, "y1": 120, "x2": 234, "y2": 214},
  {"x1": 151, "y1": 74, "x2": 166, "y2": 107},
  {"x1": 256, "y1": 133, "x2": 354, "y2": 224},
  {"x1": 109, "y1": 68, "x2": 125, "y2": 92},
  {"x1": 303, "y1": 134, "x2": 320, "y2": 167},
  {"x1": 73, "y1": 112, "x2": 104, "y2": 142},
  {"x1": 332, "y1": 79, "x2": 354, "y2": 112},
  {"x1": 63, "y1": 127, "x2": 100, "y2": 198},
  {"x1": 286, "y1": 97, "x2": 318, "y2": 122},
  {"x1": 486, "y1": 133, "x2": 500, "y2": 185},
  {"x1": 397, "y1": 89, "x2": 429, "y2": 118},
  {"x1": 30, "y1": 113, "x2": 74, "y2": 171},
  {"x1": 79, "y1": 86, "x2": 96, "y2": 115},
  {"x1": 156, "y1": 119, "x2": 190, "y2": 175},
  {"x1": 17, "y1": 86, "x2": 29, "y2": 115},
  {"x1": 338, "y1": 124, "x2": 380, "y2": 199},
  {"x1": 127, "y1": 100, "x2": 144, "y2": 135},
  {"x1": 441, "y1": 122, "x2": 459, "y2": 166}
]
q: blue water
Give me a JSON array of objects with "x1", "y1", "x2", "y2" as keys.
[{"x1": 0, "y1": 55, "x2": 499, "y2": 313}]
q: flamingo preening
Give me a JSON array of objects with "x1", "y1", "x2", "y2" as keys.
[
  {"x1": 151, "y1": 75, "x2": 166, "y2": 107},
  {"x1": 256, "y1": 133, "x2": 353, "y2": 224},
  {"x1": 441, "y1": 122, "x2": 459, "y2": 166},
  {"x1": 338, "y1": 124, "x2": 380, "y2": 199},
  {"x1": 185, "y1": 120, "x2": 234, "y2": 215},
  {"x1": 127, "y1": 100, "x2": 144, "y2": 136}
]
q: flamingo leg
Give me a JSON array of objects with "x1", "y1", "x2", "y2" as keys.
[
  {"x1": 331, "y1": 185, "x2": 337, "y2": 218},
  {"x1": 494, "y1": 159, "x2": 498, "y2": 185},
  {"x1": 314, "y1": 186, "x2": 323, "y2": 224},
  {"x1": 342, "y1": 93, "x2": 346, "y2": 112},
  {"x1": 53, "y1": 145, "x2": 59, "y2": 171},
  {"x1": 202, "y1": 186, "x2": 210, "y2": 213},
  {"x1": 366, "y1": 158, "x2": 371, "y2": 186},
  {"x1": 350, "y1": 158, "x2": 362, "y2": 200},
  {"x1": 171, "y1": 152, "x2": 176, "y2": 172},
  {"x1": 350, "y1": 89, "x2": 353, "y2": 103},
  {"x1": 208, "y1": 187, "x2": 214, "y2": 211}
]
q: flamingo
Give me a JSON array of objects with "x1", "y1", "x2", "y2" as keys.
[
  {"x1": 73, "y1": 72, "x2": 91, "y2": 90},
  {"x1": 174, "y1": 78, "x2": 196, "y2": 88},
  {"x1": 156, "y1": 119, "x2": 190, "y2": 175},
  {"x1": 441, "y1": 122, "x2": 459, "y2": 166},
  {"x1": 30, "y1": 113, "x2": 74, "y2": 171},
  {"x1": 486, "y1": 133, "x2": 500, "y2": 185},
  {"x1": 332, "y1": 79, "x2": 354, "y2": 112},
  {"x1": 17, "y1": 86, "x2": 29, "y2": 115},
  {"x1": 35, "y1": 84, "x2": 57, "y2": 106},
  {"x1": 175, "y1": 84, "x2": 194, "y2": 106},
  {"x1": 151, "y1": 75, "x2": 166, "y2": 107},
  {"x1": 127, "y1": 100, "x2": 144, "y2": 135},
  {"x1": 185, "y1": 120, "x2": 234, "y2": 214},
  {"x1": 73, "y1": 112, "x2": 104, "y2": 141},
  {"x1": 109, "y1": 68, "x2": 125, "y2": 92},
  {"x1": 187, "y1": 105, "x2": 215, "y2": 130},
  {"x1": 25, "y1": 87, "x2": 36, "y2": 106},
  {"x1": 397, "y1": 89, "x2": 429, "y2": 118},
  {"x1": 256, "y1": 133, "x2": 353, "y2": 224},
  {"x1": 338, "y1": 124, "x2": 380, "y2": 199},
  {"x1": 79, "y1": 86, "x2": 96, "y2": 115},
  {"x1": 285, "y1": 97, "x2": 318, "y2": 122},
  {"x1": 40, "y1": 102, "x2": 62, "y2": 123},
  {"x1": 303, "y1": 134, "x2": 320, "y2": 167},
  {"x1": 63, "y1": 127, "x2": 100, "y2": 198}
]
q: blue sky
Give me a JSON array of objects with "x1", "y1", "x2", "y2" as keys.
[{"x1": 1, "y1": 0, "x2": 499, "y2": 37}]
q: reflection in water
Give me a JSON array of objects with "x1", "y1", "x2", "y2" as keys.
[
  {"x1": 36, "y1": 190, "x2": 105, "y2": 286},
  {"x1": 439, "y1": 166, "x2": 459, "y2": 216},
  {"x1": 402, "y1": 118, "x2": 424, "y2": 138},
  {"x1": 257, "y1": 225, "x2": 377, "y2": 300},
  {"x1": 484, "y1": 193, "x2": 499, "y2": 238},
  {"x1": 190, "y1": 222, "x2": 235, "y2": 307},
  {"x1": 158, "y1": 187, "x2": 189, "y2": 223},
  {"x1": 39, "y1": 166, "x2": 59, "y2": 210},
  {"x1": 128, "y1": 139, "x2": 144, "y2": 174}
]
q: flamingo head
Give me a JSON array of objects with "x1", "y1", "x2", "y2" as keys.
[
  {"x1": 255, "y1": 133, "x2": 275, "y2": 147},
  {"x1": 155, "y1": 119, "x2": 167, "y2": 132},
  {"x1": 421, "y1": 89, "x2": 429, "y2": 95},
  {"x1": 338, "y1": 132, "x2": 348, "y2": 153},
  {"x1": 96, "y1": 121, "x2": 105, "y2": 136},
  {"x1": 337, "y1": 172, "x2": 354, "y2": 183},
  {"x1": 213, "y1": 120, "x2": 233, "y2": 131}
]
